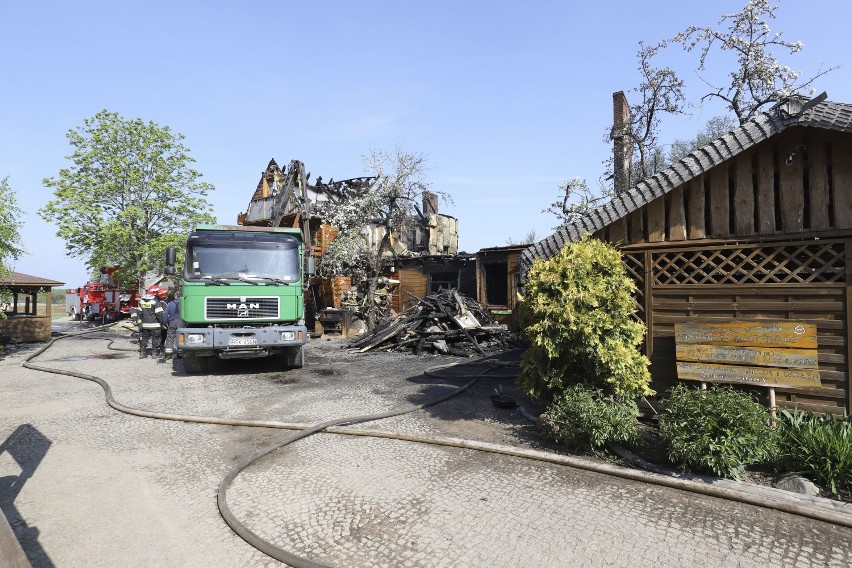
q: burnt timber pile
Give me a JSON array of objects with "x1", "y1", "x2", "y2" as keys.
[{"x1": 349, "y1": 289, "x2": 516, "y2": 356}]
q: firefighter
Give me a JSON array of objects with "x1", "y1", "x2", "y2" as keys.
[
  {"x1": 160, "y1": 290, "x2": 182, "y2": 362},
  {"x1": 153, "y1": 287, "x2": 169, "y2": 358},
  {"x1": 137, "y1": 286, "x2": 165, "y2": 358},
  {"x1": 127, "y1": 303, "x2": 142, "y2": 339}
]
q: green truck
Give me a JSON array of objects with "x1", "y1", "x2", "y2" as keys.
[{"x1": 164, "y1": 224, "x2": 311, "y2": 373}]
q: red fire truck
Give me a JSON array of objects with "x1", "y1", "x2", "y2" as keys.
[{"x1": 65, "y1": 266, "x2": 139, "y2": 321}]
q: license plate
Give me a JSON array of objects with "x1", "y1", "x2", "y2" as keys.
[{"x1": 230, "y1": 337, "x2": 257, "y2": 346}]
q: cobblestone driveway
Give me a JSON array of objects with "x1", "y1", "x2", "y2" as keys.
[{"x1": 1, "y1": 327, "x2": 850, "y2": 567}]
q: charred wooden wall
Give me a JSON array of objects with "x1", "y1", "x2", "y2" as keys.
[
  {"x1": 476, "y1": 247, "x2": 527, "y2": 330},
  {"x1": 595, "y1": 127, "x2": 852, "y2": 415},
  {"x1": 391, "y1": 257, "x2": 477, "y2": 314}
]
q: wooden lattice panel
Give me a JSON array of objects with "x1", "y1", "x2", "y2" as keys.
[
  {"x1": 651, "y1": 240, "x2": 846, "y2": 286},
  {"x1": 622, "y1": 252, "x2": 645, "y2": 321}
]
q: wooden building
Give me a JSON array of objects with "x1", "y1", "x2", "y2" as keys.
[
  {"x1": 390, "y1": 254, "x2": 477, "y2": 314},
  {"x1": 476, "y1": 245, "x2": 528, "y2": 330},
  {"x1": 522, "y1": 94, "x2": 852, "y2": 415},
  {"x1": 0, "y1": 272, "x2": 64, "y2": 343}
]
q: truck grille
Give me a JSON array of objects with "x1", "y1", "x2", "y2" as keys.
[{"x1": 205, "y1": 297, "x2": 280, "y2": 320}]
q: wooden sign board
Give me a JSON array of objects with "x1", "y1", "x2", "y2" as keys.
[
  {"x1": 675, "y1": 344, "x2": 818, "y2": 369},
  {"x1": 677, "y1": 362, "x2": 822, "y2": 389},
  {"x1": 675, "y1": 320, "x2": 821, "y2": 390},
  {"x1": 675, "y1": 321, "x2": 817, "y2": 349}
]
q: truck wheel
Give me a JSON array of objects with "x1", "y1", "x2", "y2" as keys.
[
  {"x1": 280, "y1": 346, "x2": 304, "y2": 369},
  {"x1": 182, "y1": 353, "x2": 208, "y2": 374}
]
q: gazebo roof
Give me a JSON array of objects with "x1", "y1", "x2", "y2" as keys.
[{"x1": 0, "y1": 271, "x2": 65, "y2": 288}]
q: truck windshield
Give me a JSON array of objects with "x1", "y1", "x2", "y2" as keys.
[{"x1": 186, "y1": 233, "x2": 300, "y2": 283}]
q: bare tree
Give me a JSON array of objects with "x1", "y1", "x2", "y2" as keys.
[
  {"x1": 668, "y1": 115, "x2": 738, "y2": 163},
  {"x1": 544, "y1": 178, "x2": 613, "y2": 231},
  {"x1": 506, "y1": 229, "x2": 538, "y2": 246},
  {"x1": 674, "y1": 0, "x2": 835, "y2": 124}
]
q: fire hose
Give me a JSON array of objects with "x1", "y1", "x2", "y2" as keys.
[{"x1": 19, "y1": 325, "x2": 852, "y2": 568}]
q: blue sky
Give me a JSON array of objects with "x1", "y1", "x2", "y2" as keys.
[{"x1": 2, "y1": 1, "x2": 849, "y2": 287}]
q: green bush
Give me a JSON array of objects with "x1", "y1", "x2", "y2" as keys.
[
  {"x1": 776, "y1": 409, "x2": 852, "y2": 498},
  {"x1": 542, "y1": 384, "x2": 639, "y2": 452},
  {"x1": 518, "y1": 236, "x2": 651, "y2": 400},
  {"x1": 658, "y1": 384, "x2": 777, "y2": 480}
]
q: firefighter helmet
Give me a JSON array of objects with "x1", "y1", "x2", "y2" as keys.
[{"x1": 146, "y1": 285, "x2": 168, "y2": 299}]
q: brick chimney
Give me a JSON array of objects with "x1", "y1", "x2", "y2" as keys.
[
  {"x1": 422, "y1": 191, "x2": 438, "y2": 216},
  {"x1": 611, "y1": 91, "x2": 632, "y2": 194}
]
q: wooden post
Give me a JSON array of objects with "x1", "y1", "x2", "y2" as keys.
[
  {"x1": 757, "y1": 147, "x2": 775, "y2": 234},
  {"x1": 768, "y1": 387, "x2": 777, "y2": 423},
  {"x1": 647, "y1": 197, "x2": 665, "y2": 242},
  {"x1": 809, "y1": 141, "x2": 830, "y2": 231},
  {"x1": 847, "y1": 239, "x2": 852, "y2": 413},
  {"x1": 734, "y1": 154, "x2": 755, "y2": 235},
  {"x1": 668, "y1": 187, "x2": 686, "y2": 241},
  {"x1": 709, "y1": 165, "x2": 730, "y2": 236},
  {"x1": 778, "y1": 129, "x2": 805, "y2": 233},
  {"x1": 609, "y1": 218, "x2": 627, "y2": 244},
  {"x1": 688, "y1": 176, "x2": 706, "y2": 239},
  {"x1": 834, "y1": 135, "x2": 852, "y2": 229},
  {"x1": 644, "y1": 250, "x2": 654, "y2": 359},
  {"x1": 629, "y1": 210, "x2": 644, "y2": 243}
]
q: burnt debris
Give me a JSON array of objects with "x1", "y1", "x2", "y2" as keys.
[{"x1": 348, "y1": 289, "x2": 517, "y2": 356}]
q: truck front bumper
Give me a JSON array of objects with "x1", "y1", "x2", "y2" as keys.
[{"x1": 177, "y1": 325, "x2": 308, "y2": 355}]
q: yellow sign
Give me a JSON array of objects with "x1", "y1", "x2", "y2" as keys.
[
  {"x1": 675, "y1": 321, "x2": 817, "y2": 349},
  {"x1": 675, "y1": 344, "x2": 818, "y2": 369},
  {"x1": 675, "y1": 320, "x2": 822, "y2": 390},
  {"x1": 676, "y1": 362, "x2": 822, "y2": 389}
]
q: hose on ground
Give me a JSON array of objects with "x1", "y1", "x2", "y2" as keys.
[{"x1": 19, "y1": 328, "x2": 852, "y2": 568}]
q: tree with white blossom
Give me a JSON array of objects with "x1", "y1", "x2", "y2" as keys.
[
  {"x1": 674, "y1": 0, "x2": 834, "y2": 125},
  {"x1": 317, "y1": 148, "x2": 443, "y2": 329}
]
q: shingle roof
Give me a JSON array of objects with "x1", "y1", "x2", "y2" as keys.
[{"x1": 520, "y1": 95, "x2": 852, "y2": 280}]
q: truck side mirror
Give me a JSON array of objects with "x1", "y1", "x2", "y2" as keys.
[
  {"x1": 305, "y1": 256, "x2": 316, "y2": 277},
  {"x1": 165, "y1": 247, "x2": 177, "y2": 266},
  {"x1": 164, "y1": 266, "x2": 176, "y2": 276}
]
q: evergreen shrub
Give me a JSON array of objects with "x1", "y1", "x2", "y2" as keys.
[
  {"x1": 658, "y1": 384, "x2": 777, "y2": 480},
  {"x1": 518, "y1": 236, "x2": 652, "y2": 400},
  {"x1": 542, "y1": 384, "x2": 639, "y2": 451}
]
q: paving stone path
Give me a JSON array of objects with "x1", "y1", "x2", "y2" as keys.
[{"x1": 0, "y1": 327, "x2": 849, "y2": 567}]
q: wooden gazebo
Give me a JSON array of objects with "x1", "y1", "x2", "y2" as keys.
[
  {"x1": 522, "y1": 94, "x2": 852, "y2": 415},
  {"x1": 0, "y1": 271, "x2": 64, "y2": 342}
]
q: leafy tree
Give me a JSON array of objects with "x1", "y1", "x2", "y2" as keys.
[
  {"x1": 316, "y1": 147, "x2": 441, "y2": 329},
  {"x1": 40, "y1": 110, "x2": 215, "y2": 290},
  {"x1": 674, "y1": 0, "x2": 834, "y2": 125},
  {"x1": 0, "y1": 176, "x2": 25, "y2": 280},
  {"x1": 518, "y1": 236, "x2": 652, "y2": 400}
]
